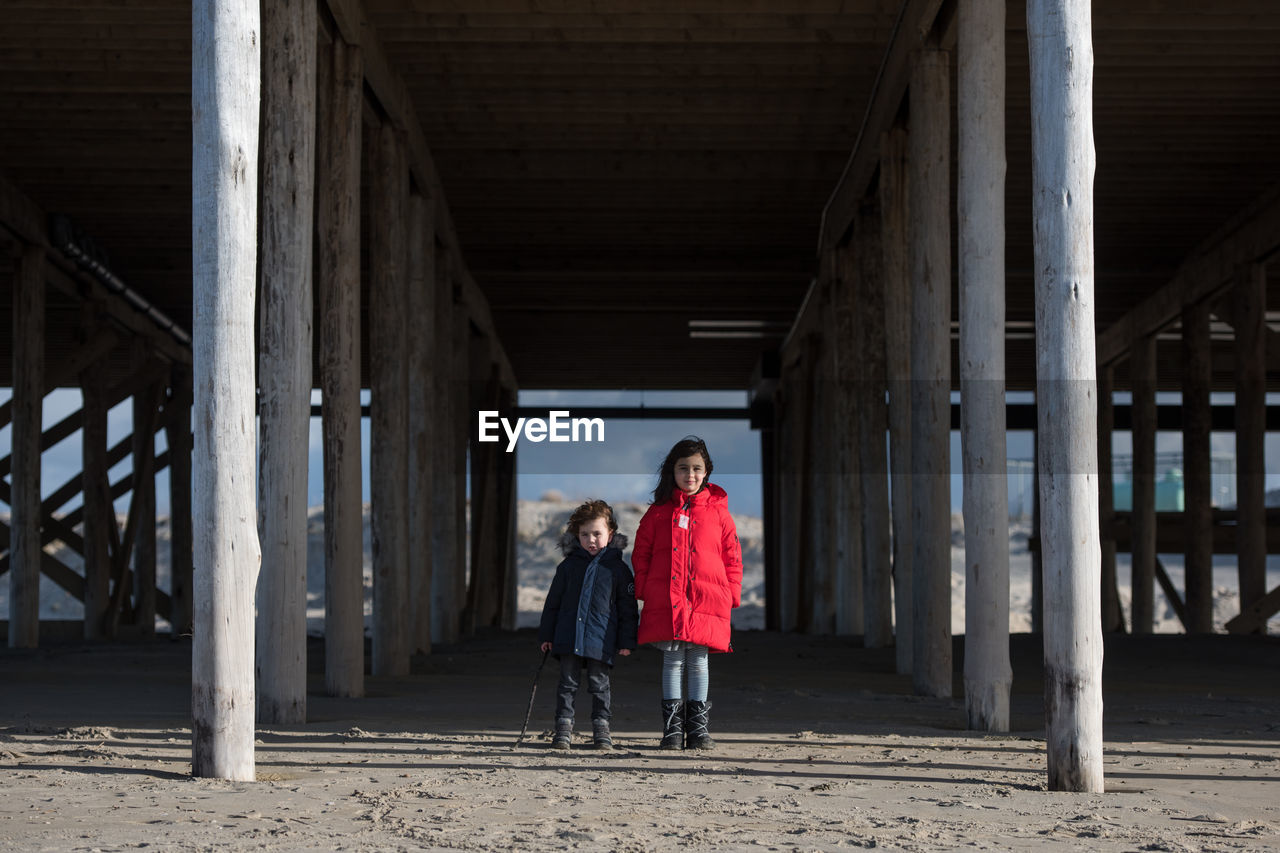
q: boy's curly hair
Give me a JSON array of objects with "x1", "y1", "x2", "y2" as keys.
[{"x1": 565, "y1": 499, "x2": 618, "y2": 538}]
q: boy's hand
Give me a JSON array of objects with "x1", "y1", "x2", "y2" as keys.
[
  {"x1": 618, "y1": 649, "x2": 631, "y2": 656},
  {"x1": 540, "y1": 641, "x2": 552, "y2": 653}
]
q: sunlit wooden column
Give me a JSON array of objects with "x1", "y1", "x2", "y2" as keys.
[
  {"x1": 1234, "y1": 262, "x2": 1267, "y2": 616},
  {"x1": 369, "y1": 121, "x2": 411, "y2": 677},
  {"x1": 316, "y1": 36, "x2": 364, "y2": 698},
  {"x1": 830, "y1": 246, "x2": 865, "y2": 636},
  {"x1": 9, "y1": 244, "x2": 45, "y2": 649},
  {"x1": 1130, "y1": 333, "x2": 1157, "y2": 634},
  {"x1": 880, "y1": 127, "x2": 913, "y2": 674},
  {"x1": 959, "y1": 0, "x2": 1011, "y2": 731},
  {"x1": 407, "y1": 193, "x2": 437, "y2": 656},
  {"x1": 1182, "y1": 301, "x2": 1213, "y2": 633},
  {"x1": 856, "y1": 208, "x2": 892, "y2": 647},
  {"x1": 191, "y1": 0, "x2": 261, "y2": 781},
  {"x1": 908, "y1": 46, "x2": 952, "y2": 698},
  {"x1": 256, "y1": 0, "x2": 316, "y2": 723},
  {"x1": 1028, "y1": 0, "x2": 1104, "y2": 793}
]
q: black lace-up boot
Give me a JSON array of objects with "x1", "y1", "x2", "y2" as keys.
[
  {"x1": 551, "y1": 717, "x2": 572, "y2": 750},
  {"x1": 660, "y1": 699, "x2": 684, "y2": 750},
  {"x1": 685, "y1": 700, "x2": 714, "y2": 750}
]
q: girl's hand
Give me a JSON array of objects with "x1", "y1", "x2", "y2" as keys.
[
  {"x1": 618, "y1": 649, "x2": 631, "y2": 656},
  {"x1": 540, "y1": 641, "x2": 552, "y2": 653}
]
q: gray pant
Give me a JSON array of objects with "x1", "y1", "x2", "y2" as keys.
[{"x1": 555, "y1": 654, "x2": 611, "y2": 723}]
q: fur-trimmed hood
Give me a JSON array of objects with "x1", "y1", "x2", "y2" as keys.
[{"x1": 558, "y1": 529, "x2": 629, "y2": 555}]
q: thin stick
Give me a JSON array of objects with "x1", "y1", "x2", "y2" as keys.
[{"x1": 516, "y1": 650, "x2": 550, "y2": 746}]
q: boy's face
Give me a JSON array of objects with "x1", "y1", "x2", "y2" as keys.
[
  {"x1": 674, "y1": 454, "x2": 707, "y2": 495},
  {"x1": 577, "y1": 517, "x2": 613, "y2": 555}
]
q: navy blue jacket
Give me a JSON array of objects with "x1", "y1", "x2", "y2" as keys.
[{"x1": 538, "y1": 533, "x2": 639, "y2": 666}]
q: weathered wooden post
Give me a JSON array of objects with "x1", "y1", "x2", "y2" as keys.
[
  {"x1": 1130, "y1": 333, "x2": 1157, "y2": 634},
  {"x1": 1028, "y1": 0, "x2": 1104, "y2": 792},
  {"x1": 830, "y1": 247, "x2": 865, "y2": 636},
  {"x1": 191, "y1": 0, "x2": 261, "y2": 781},
  {"x1": 1096, "y1": 364, "x2": 1123, "y2": 632},
  {"x1": 809, "y1": 308, "x2": 836, "y2": 633},
  {"x1": 1182, "y1": 302, "x2": 1213, "y2": 633},
  {"x1": 856, "y1": 209, "x2": 892, "y2": 647},
  {"x1": 1234, "y1": 263, "x2": 1266, "y2": 616},
  {"x1": 959, "y1": 0, "x2": 1011, "y2": 731},
  {"x1": 316, "y1": 37, "x2": 364, "y2": 697},
  {"x1": 166, "y1": 364, "x2": 194, "y2": 637},
  {"x1": 880, "y1": 127, "x2": 913, "y2": 674},
  {"x1": 431, "y1": 248, "x2": 460, "y2": 645},
  {"x1": 9, "y1": 245, "x2": 45, "y2": 649},
  {"x1": 908, "y1": 46, "x2": 952, "y2": 698},
  {"x1": 80, "y1": 307, "x2": 110, "y2": 641},
  {"x1": 131, "y1": 350, "x2": 160, "y2": 637},
  {"x1": 256, "y1": 0, "x2": 316, "y2": 724},
  {"x1": 408, "y1": 193, "x2": 437, "y2": 656},
  {"x1": 452, "y1": 305, "x2": 471, "y2": 629},
  {"x1": 370, "y1": 122, "x2": 411, "y2": 676}
]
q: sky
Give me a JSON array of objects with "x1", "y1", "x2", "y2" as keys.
[{"x1": 2, "y1": 387, "x2": 1277, "y2": 522}]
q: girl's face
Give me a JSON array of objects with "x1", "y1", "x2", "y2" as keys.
[
  {"x1": 674, "y1": 454, "x2": 708, "y2": 495},
  {"x1": 577, "y1": 516, "x2": 613, "y2": 554}
]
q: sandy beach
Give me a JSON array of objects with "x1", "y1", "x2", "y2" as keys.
[
  {"x1": 1, "y1": 629, "x2": 1278, "y2": 851},
  {"x1": 2, "y1": 499, "x2": 1278, "y2": 850}
]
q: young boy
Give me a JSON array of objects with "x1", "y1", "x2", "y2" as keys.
[{"x1": 538, "y1": 499, "x2": 639, "y2": 750}]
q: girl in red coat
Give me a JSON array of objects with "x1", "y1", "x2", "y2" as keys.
[{"x1": 632, "y1": 436, "x2": 743, "y2": 750}]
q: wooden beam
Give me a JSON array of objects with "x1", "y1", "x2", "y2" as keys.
[
  {"x1": 1225, "y1": 584, "x2": 1280, "y2": 635},
  {"x1": 1130, "y1": 333, "x2": 1157, "y2": 635},
  {"x1": 1234, "y1": 263, "x2": 1267, "y2": 619},
  {"x1": 1153, "y1": 557, "x2": 1188, "y2": 633},
  {"x1": 1182, "y1": 301, "x2": 1214, "y2": 633},
  {"x1": 818, "y1": 0, "x2": 946, "y2": 251},
  {"x1": 1096, "y1": 182, "x2": 1280, "y2": 367},
  {"x1": 407, "y1": 192, "x2": 436, "y2": 656}
]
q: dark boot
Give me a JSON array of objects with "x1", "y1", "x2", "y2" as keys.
[
  {"x1": 685, "y1": 700, "x2": 714, "y2": 750},
  {"x1": 551, "y1": 717, "x2": 572, "y2": 750},
  {"x1": 592, "y1": 717, "x2": 613, "y2": 750},
  {"x1": 660, "y1": 699, "x2": 684, "y2": 750}
]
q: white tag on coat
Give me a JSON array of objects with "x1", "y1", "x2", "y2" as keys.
[{"x1": 678, "y1": 515, "x2": 689, "y2": 529}]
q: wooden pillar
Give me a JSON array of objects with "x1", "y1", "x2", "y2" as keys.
[
  {"x1": 131, "y1": 360, "x2": 160, "y2": 638},
  {"x1": 856, "y1": 209, "x2": 893, "y2": 647},
  {"x1": 810, "y1": 310, "x2": 836, "y2": 633},
  {"x1": 1097, "y1": 364, "x2": 1124, "y2": 632},
  {"x1": 908, "y1": 47, "x2": 952, "y2": 698},
  {"x1": 830, "y1": 248, "x2": 865, "y2": 636},
  {"x1": 453, "y1": 303, "x2": 471, "y2": 631},
  {"x1": 1130, "y1": 334, "x2": 1157, "y2": 635},
  {"x1": 959, "y1": 0, "x2": 1011, "y2": 731},
  {"x1": 795, "y1": 335, "x2": 820, "y2": 633},
  {"x1": 1182, "y1": 301, "x2": 1213, "y2": 633},
  {"x1": 255, "y1": 0, "x2": 316, "y2": 724},
  {"x1": 407, "y1": 194, "x2": 436, "y2": 656},
  {"x1": 761, "y1": 421, "x2": 780, "y2": 631},
  {"x1": 880, "y1": 127, "x2": 913, "y2": 674},
  {"x1": 1234, "y1": 263, "x2": 1266, "y2": 615},
  {"x1": 317, "y1": 37, "x2": 364, "y2": 697},
  {"x1": 9, "y1": 245, "x2": 44, "y2": 649},
  {"x1": 773, "y1": 369, "x2": 799, "y2": 632},
  {"x1": 465, "y1": 350, "x2": 498, "y2": 633},
  {"x1": 369, "y1": 122, "x2": 410, "y2": 677},
  {"x1": 80, "y1": 309, "x2": 110, "y2": 642},
  {"x1": 431, "y1": 249, "x2": 460, "y2": 646},
  {"x1": 166, "y1": 364, "x2": 194, "y2": 637},
  {"x1": 1028, "y1": 0, "x2": 1104, "y2": 793},
  {"x1": 497, "y1": 384, "x2": 520, "y2": 630},
  {"x1": 191, "y1": 0, "x2": 261, "y2": 781}
]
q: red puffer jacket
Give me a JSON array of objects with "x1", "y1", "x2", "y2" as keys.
[{"x1": 632, "y1": 483, "x2": 743, "y2": 652}]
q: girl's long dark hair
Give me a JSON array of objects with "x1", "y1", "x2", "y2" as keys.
[{"x1": 651, "y1": 436, "x2": 714, "y2": 504}]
